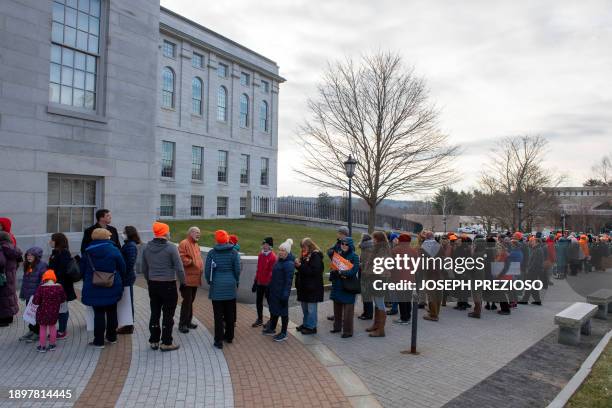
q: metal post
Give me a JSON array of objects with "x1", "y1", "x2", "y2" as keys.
[
  {"x1": 562, "y1": 213, "x2": 566, "y2": 236},
  {"x1": 518, "y1": 206, "x2": 522, "y2": 232},
  {"x1": 348, "y1": 178, "x2": 353, "y2": 237},
  {"x1": 402, "y1": 271, "x2": 419, "y2": 355}
]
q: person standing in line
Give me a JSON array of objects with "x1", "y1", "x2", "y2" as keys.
[
  {"x1": 263, "y1": 239, "x2": 295, "y2": 342},
  {"x1": 32, "y1": 270, "x2": 66, "y2": 353},
  {"x1": 519, "y1": 237, "x2": 544, "y2": 305},
  {"x1": 357, "y1": 233, "x2": 374, "y2": 321},
  {"x1": 80, "y1": 228, "x2": 127, "y2": 349},
  {"x1": 142, "y1": 222, "x2": 184, "y2": 352},
  {"x1": 554, "y1": 236, "x2": 569, "y2": 279},
  {"x1": 178, "y1": 227, "x2": 203, "y2": 334},
  {"x1": 567, "y1": 236, "x2": 581, "y2": 276},
  {"x1": 252, "y1": 237, "x2": 276, "y2": 328},
  {"x1": 421, "y1": 231, "x2": 444, "y2": 322},
  {"x1": 329, "y1": 237, "x2": 359, "y2": 338},
  {"x1": 81, "y1": 209, "x2": 120, "y2": 253},
  {"x1": 0, "y1": 231, "x2": 22, "y2": 327},
  {"x1": 326, "y1": 226, "x2": 350, "y2": 321},
  {"x1": 294, "y1": 238, "x2": 324, "y2": 335},
  {"x1": 365, "y1": 232, "x2": 391, "y2": 337},
  {"x1": 18, "y1": 247, "x2": 47, "y2": 342},
  {"x1": 205, "y1": 230, "x2": 240, "y2": 349},
  {"x1": 117, "y1": 226, "x2": 141, "y2": 335},
  {"x1": 48, "y1": 233, "x2": 76, "y2": 339},
  {"x1": 391, "y1": 233, "x2": 418, "y2": 325},
  {"x1": 468, "y1": 237, "x2": 487, "y2": 319}
]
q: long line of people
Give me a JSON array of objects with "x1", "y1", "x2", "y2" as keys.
[{"x1": 1, "y1": 212, "x2": 611, "y2": 354}]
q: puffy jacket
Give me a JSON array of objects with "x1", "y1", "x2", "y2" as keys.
[
  {"x1": 329, "y1": 238, "x2": 360, "y2": 305},
  {"x1": 268, "y1": 252, "x2": 296, "y2": 316},
  {"x1": 48, "y1": 248, "x2": 77, "y2": 302},
  {"x1": 0, "y1": 241, "x2": 22, "y2": 318},
  {"x1": 255, "y1": 250, "x2": 277, "y2": 286},
  {"x1": 205, "y1": 244, "x2": 240, "y2": 301},
  {"x1": 19, "y1": 247, "x2": 47, "y2": 301},
  {"x1": 555, "y1": 239, "x2": 569, "y2": 266},
  {"x1": 120, "y1": 240, "x2": 138, "y2": 287},
  {"x1": 80, "y1": 240, "x2": 126, "y2": 307}
]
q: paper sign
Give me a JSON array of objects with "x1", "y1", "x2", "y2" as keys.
[{"x1": 331, "y1": 252, "x2": 353, "y2": 271}]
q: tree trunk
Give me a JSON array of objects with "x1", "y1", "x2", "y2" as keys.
[{"x1": 367, "y1": 204, "x2": 377, "y2": 233}]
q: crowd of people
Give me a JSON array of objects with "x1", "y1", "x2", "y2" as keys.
[{"x1": 0, "y1": 212, "x2": 610, "y2": 354}]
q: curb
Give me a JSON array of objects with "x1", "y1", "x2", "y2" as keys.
[{"x1": 546, "y1": 328, "x2": 612, "y2": 408}]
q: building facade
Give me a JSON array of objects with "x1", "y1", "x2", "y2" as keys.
[
  {"x1": 544, "y1": 186, "x2": 612, "y2": 233},
  {"x1": 0, "y1": 1, "x2": 283, "y2": 249}
]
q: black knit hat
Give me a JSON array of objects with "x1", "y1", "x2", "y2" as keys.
[{"x1": 262, "y1": 237, "x2": 273, "y2": 247}]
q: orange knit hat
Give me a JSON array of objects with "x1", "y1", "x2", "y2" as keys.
[
  {"x1": 513, "y1": 232, "x2": 523, "y2": 240},
  {"x1": 42, "y1": 269, "x2": 57, "y2": 283},
  {"x1": 215, "y1": 230, "x2": 229, "y2": 244},
  {"x1": 229, "y1": 234, "x2": 238, "y2": 245},
  {"x1": 153, "y1": 222, "x2": 170, "y2": 238}
]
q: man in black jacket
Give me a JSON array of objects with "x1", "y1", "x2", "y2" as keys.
[{"x1": 81, "y1": 209, "x2": 120, "y2": 253}]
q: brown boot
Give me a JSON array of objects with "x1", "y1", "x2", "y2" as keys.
[
  {"x1": 424, "y1": 301, "x2": 439, "y2": 321},
  {"x1": 117, "y1": 325, "x2": 134, "y2": 335},
  {"x1": 365, "y1": 309, "x2": 379, "y2": 332},
  {"x1": 369, "y1": 310, "x2": 386, "y2": 337},
  {"x1": 468, "y1": 302, "x2": 482, "y2": 318}
]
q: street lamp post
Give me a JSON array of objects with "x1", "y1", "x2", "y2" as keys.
[
  {"x1": 344, "y1": 154, "x2": 358, "y2": 237},
  {"x1": 561, "y1": 210, "x2": 566, "y2": 236},
  {"x1": 517, "y1": 199, "x2": 524, "y2": 232},
  {"x1": 443, "y1": 215, "x2": 447, "y2": 233}
]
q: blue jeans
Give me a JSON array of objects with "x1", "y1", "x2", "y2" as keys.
[
  {"x1": 373, "y1": 296, "x2": 386, "y2": 310},
  {"x1": 58, "y1": 309, "x2": 69, "y2": 333},
  {"x1": 301, "y1": 302, "x2": 318, "y2": 329}
]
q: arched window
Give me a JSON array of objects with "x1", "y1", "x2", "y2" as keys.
[
  {"x1": 161, "y1": 67, "x2": 174, "y2": 108},
  {"x1": 259, "y1": 101, "x2": 269, "y2": 132},
  {"x1": 240, "y1": 94, "x2": 249, "y2": 127},
  {"x1": 192, "y1": 77, "x2": 203, "y2": 115},
  {"x1": 217, "y1": 86, "x2": 227, "y2": 121}
]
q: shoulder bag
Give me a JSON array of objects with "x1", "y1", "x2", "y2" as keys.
[{"x1": 86, "y1": 253, "x2": 115, "y2": 288}]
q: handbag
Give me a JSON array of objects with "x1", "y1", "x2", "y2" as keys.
[
  {"x1": 86, "y1": 253, "x2": 115, "y2": 288},
  {"x1": 66, "y1": 257, "x2": 82, "y2": 282},
  {"x1": 341, "y1": 274, "x2": 361, "y2": 294}
]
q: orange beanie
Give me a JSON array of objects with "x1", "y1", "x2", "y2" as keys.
[
  {"x1": 153, "y1": 222, "x2": 170, "y2": 238},
  {"x1": 215, "y1": 230, "x2": 229, "y2": 244},
  {"x1": 42, "y1": 269, "x2": 57, "y2": 283}
]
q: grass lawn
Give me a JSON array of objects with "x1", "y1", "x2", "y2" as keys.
[
  {"x1": 165, "y1": 218, "x2": 339, "y2": 258},
  {"x1": 567, "y1": 341, "x2": 612, "y2": 408}
]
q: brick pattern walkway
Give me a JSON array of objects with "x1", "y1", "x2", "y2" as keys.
[{"x1": 186, "y1": 285, "x2": 351, "y2": 407}]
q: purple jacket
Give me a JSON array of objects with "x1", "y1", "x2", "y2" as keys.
[
  {"x1": 0, "y1": 241, "x2": 23, "y2": 318},
  {"x1": 19, "y1": 247, "x2": 47, "y2": 301}
]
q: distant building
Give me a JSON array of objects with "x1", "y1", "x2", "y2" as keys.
[
  {"x1": 0, "y1": 1, "x2": 284, "y2": 248},
  {"x1": 544, "y1": 186, "x2": 612, "y2": 232}
]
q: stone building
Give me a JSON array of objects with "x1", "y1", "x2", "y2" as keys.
[{"x1": 0, "y1": 0, "x2": 283, "y2": 249}]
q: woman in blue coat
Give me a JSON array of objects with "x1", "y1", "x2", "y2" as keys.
[
  {"x1": 80, "y1": 228, "x2": 126, "y2": 348},
  {"x1": 262, "y1": 239, "x2": 295, "y2": 342},
  {"x1": 330, "y1": 237, "x2": 359, "y2": 338}
]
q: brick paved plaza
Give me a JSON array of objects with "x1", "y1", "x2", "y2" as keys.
[{"x1": 0, "y1": 270, "x2": 610, "y2": 408}]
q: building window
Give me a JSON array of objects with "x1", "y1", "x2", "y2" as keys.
[
  {"x1": 192, "y1": 52, "x2": 203, "y2": 68},
  {"x1": 160, "y1": 194, "x2": 175, "y2": 217},
  {"x1": 240, "y1": 197, "x2": 247, "y2": 216},
  {"x1": 259, "y1": 101, "x2": 269, "y2": 132},
  {"x1": 260, "y1": 157, "x2": 269, "y2": 186},
  {"x1": 49, "y1": 0, "x2": 101, "y2": 110},
  {"x1": 240, "y1": 154, "x2": 250, "y2": 184},
  {"x1": 217, "y1": 196, "x2": 228, "y2": 216},
  {"x1": 218, "y1": 150, "x2": 228, "y2": 182},
  {"x1": 240, "y1": 72, "x2": 250, "y2": 86},
  {"x1": 191, "y1": 195, "x2": 204, "y2": 217},
  {"x1": 217, "y1": 86, "x2": 227, "y2": 121},
  {"x1": 217, "y1": 62, "x2": 228, "y2": 78},
  {"x1": 192, "y1": 146, "x2": 203, "y2": 180},
  {"x1": 47, "y1": 174, "x2": 97, "y2": 233},
  {"x1": 161, "y1": 67, "x2": 175, "y2": 108},
  {"x1": 261, "y1": 80, "x2": 269, "y2": 93},
  {"x1": 163, "y1": 40, "x2": 175, "y2": 58},
  {"x1": 161, "y1": 141, "x2": 175, "y2": 178},
  {"x1": 192, "y1": 77, "x2": 203, "y2": 115},
  {"x1": 239, "y1": 94, "x2": 249, "y2": 127}
]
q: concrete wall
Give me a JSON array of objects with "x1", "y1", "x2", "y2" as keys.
[{"x1": 0, "y1": 0, "x2": 160, "y2": 250}]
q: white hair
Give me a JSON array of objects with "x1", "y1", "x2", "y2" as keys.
[{"x1": 188, "y1": 226, "x2": 201, "y2": 234}]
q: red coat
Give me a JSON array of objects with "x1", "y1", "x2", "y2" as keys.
[
  {"x1": 33, "y1": 283, "x2": 66, "y2": 326},
  {"x1": 255, "y1": 251, "x2": 277, "y2": 286}
]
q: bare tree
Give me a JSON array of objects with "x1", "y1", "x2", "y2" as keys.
[
  {"x1": 479, "y1": 135, "x2": 562, "y2": 231},
  {"x1": 590, "y1": 154, "x2": 612, "y2": 186},
  {"x1": 295, "y1": 52, "x2": 458, "y2": 231}
]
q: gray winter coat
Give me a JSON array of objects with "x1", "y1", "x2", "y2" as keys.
[{"x1": 142, "y1": 239, "x2": 185, "y2": 284}]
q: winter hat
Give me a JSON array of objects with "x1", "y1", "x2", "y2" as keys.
[
  {"x1": 262, "y1": 237, "x2": 274, "y2": 247},
  {"x1": 215, "y1": 230, "x2": 229, "y2": 244},
  {"x1": 535, "y1": 232, "x2": 542, "y2": 239},
  {"x1": 229, "y1": 234, "x2": 239, "y2": 245},
  {"x1": 337, "y1": 226, "x2": 349, "y2": 236},
  {"x1": 513, "y1": 232, "x2": 523, "y2": 240},
  {"x1": 26, "y1": 247, "x2": 44, "y2": 259},
  {"x1": 449, "y1": 234, "x2": 458, "y2": 241},
  {"x1": 0, "y1": 231, "x2": 11, "y2": 243},
  {"x1": 42, "y1": 269, "x2": 57, "y2": 283},
  {"x1": 389, "y1": 232, "x2": 400, "y2": 241},
  {"x1": 92, "y1": 228, "x2": 112, "y2": 240},
  {"x1": 398, "y1": 233, "x2": 412, "y2": 242},
  {"x1": 361, "y1": 233, "x2": 372, "y2": 242},
  {"x1": 153, "y1": 222, "x2": 170, "y2": 238},
  {"x1": 279, "y1": 238, "x2": 293, "y2": 253}
]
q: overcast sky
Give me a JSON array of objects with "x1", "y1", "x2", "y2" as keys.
[{"x1": 163, "y1": 0, "x2": 612, "y2": 200}]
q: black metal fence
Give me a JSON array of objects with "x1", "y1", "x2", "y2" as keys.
[{"x1": 250, "y1": 196, "x2": 418, "y2": 232}]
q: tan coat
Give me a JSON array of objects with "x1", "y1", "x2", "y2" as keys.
[{"x1": 178, "y1": 238, "x2": 203, "y2": 287}]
